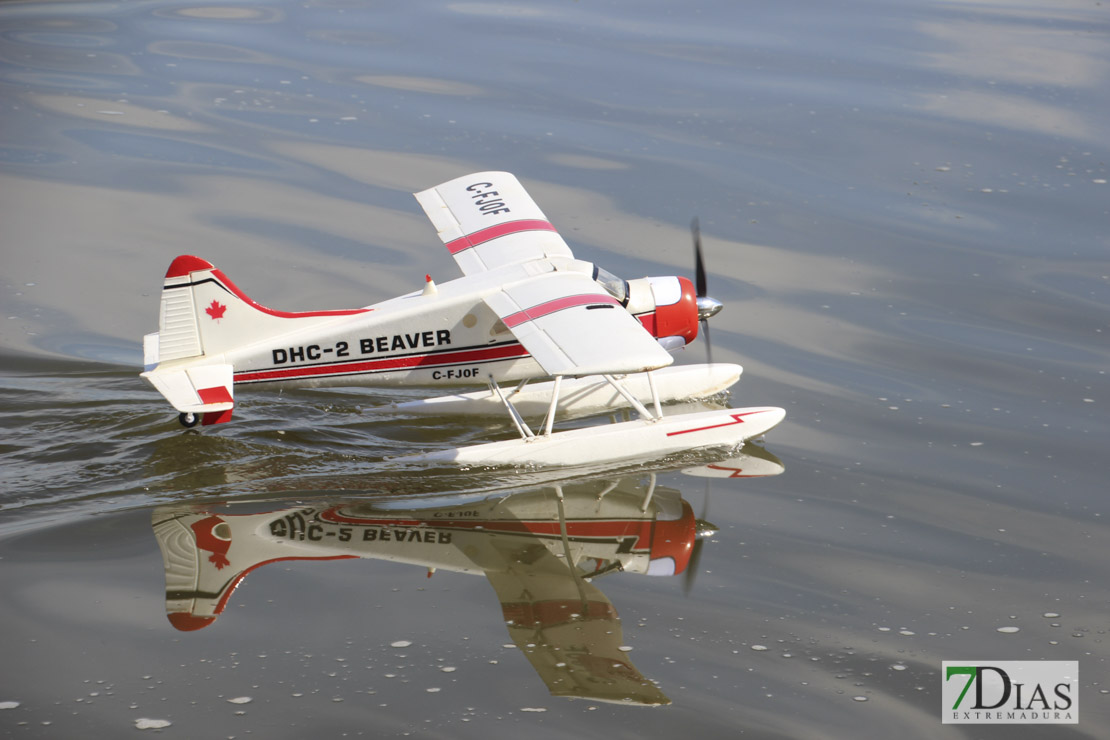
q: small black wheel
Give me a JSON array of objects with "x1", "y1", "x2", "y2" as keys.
[{"x1": 178, "y1": 412, "x2": 199, "y2": 428}]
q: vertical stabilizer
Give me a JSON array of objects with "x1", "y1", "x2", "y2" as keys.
[
  {"x1": 141, "y1": 255, "x2": 371, "y2": 424},
  {"x1": 158, "y1": 255, "x2": 211, "y2": 361}
]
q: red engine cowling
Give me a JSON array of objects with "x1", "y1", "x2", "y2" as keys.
[
  {"x1": 628, "y1": 276, "x2": 700, "y2": 347},
  {"x1": 644, "y1": 499, "x2": 698, "y2": 576}
]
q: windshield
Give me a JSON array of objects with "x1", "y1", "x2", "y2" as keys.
[{"x1": 593, "y1": 266, "x2": 628, "y2": 305}]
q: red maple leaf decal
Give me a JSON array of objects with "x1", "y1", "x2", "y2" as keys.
[
  {"x1": 205, "y1": 300, "x2": 227, "y2": 321},
  {"x1": 208, "y1": 553, "x2": 231, "y2": 570}
]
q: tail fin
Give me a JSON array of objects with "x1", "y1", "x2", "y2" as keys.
[
  {"x1": 141, "y1": 255, "x2": 369, "y2": 425},
  {"x1": 152, "y1": 508, "x2": 231, "y2": 631},
  {"x1": 151, "y1": 505, "x2": 358, "y2": 631}
]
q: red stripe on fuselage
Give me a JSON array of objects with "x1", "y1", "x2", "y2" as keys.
[
  {"x1": 320, "y1": 509, "x2": 654, "y2": 548},
  {"x1": 444, "y1": 219, "x2": 557, "y2": 255},
  {"x1": 234, "y1": 342, "x2": 530, "y2": 383},
  {"x1": 503, "y1": 294, "x2": 620, "y2": 328}
]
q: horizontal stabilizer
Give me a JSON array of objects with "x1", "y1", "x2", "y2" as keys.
[{"x1": 142, "y1": 363, "x2": 234, "y2": 423}]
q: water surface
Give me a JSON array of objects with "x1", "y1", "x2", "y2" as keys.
[{"x1": 2, "y1": 0, "x2": 1108, "y2": 736}]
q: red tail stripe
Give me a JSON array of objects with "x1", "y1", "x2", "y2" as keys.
[
  {"x1": 213, "y1": 555, "x2": 357, "y2": 615},
  {"x1": 164, "y1": 255, "x2": 370, "y2": 319},
  {"x1": 210, "y1": 269, "x2": 371, "y2": 319},
  {"x1": 445, "y1": 219, "x2": 557, "y2": 255}
]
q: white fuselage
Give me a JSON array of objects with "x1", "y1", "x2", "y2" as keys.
[{"x1": 226, "y1": 260, "x2": 571, "y2": 390}]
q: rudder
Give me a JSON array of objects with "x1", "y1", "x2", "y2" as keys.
[{"x1": 141, "y1": 255, "x2": 371, "y2": 425}]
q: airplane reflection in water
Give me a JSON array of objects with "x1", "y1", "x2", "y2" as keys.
[{"x1": 152, "y1": 446, "x2": 783, "y2": 706}]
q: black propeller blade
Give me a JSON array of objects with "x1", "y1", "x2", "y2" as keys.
[
  {"x1": 684, "y1": 538, "x2": 704, "y2": 594},
  {"x1": 684, "y1": 479, "x2": 717, "y2": 595},
  {"x1": 692, "y1": 217, "x2": 708, "y2": 299},
  {"x1": 691, "y1": 217, "x2": 718, "y2": 364}
]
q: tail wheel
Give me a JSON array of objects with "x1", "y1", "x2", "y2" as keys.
[{"x1": 178, "y1": 412, "x2": 199, "y2": 428}]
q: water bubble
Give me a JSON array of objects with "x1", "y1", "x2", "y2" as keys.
[
  {"x1": 135, "y1": 718, "x2": 171, "y2": 729},
  {"x1": 390, "y1": 640, "x2": 412, "y2": 648}
]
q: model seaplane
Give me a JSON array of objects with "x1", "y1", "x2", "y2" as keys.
[{"x1": 141, "y1": 172, "x2": 784, "y2": 466}]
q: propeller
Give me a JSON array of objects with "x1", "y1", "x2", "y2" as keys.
[
  {"x1": 684, "y1": 479, "x2": 718, "y2": 595},
  {"x1": 684, "y1": 219, "x2": 725, "y2": 593},
  {"x1": 691, "y1": 217, "x2": 723, "y2": 363}
]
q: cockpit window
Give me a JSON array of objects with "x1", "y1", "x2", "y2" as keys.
[{"x1": 592, "y1": 266, "x2": 629, "y2": 305}]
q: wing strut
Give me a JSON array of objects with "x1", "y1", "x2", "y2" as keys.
[
  {"x1": 646, "y1": 371, "x2": 664, "y2": 419},
  {"x1": 490, "y1": 369, "x2": 667, "y2": 443},
  {"x1": 541, "y1": 375, "x2": 563, "y2": 436},
  {"x1": 641, "y1": 473, "x2": 658, "y2": 513},
  {"x1": 553, "y1": 484, "x2": 592, "y2": 607},
  {"x1": 489, "y1": 375, "x2": 534, "y2": 440},
  {"x1": 602, "y1": 374, "x2": 660, "y2": 421}
]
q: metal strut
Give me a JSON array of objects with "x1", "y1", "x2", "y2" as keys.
[
  {"x1": 601, "y1": 374, "x2": 658, "y2": 421},
  {"x1": 646, "y1": 370, "x2": 664, "y2": 419},
  {"x1": 554, "y1": 485, "x2": 591, "y2": 605},
  {"x1": 640, "y1": 472, "x2": 658, "y2": 513},
  {"x1": 488, "y1": 375, "x2": 533, "y2": 439},
  {"x1": 541, "y1": 375, "x2": 563, "y2": 437}
]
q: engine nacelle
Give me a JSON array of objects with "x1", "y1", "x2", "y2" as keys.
[
  {"x1": 643, "y1": 499, "x2": 698, "y2": 576},
  {"x1": 626, "y1": 276, "x2": 700, "y2": 347}
]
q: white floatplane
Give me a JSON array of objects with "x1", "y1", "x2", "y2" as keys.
[{"x1": 140, "y1": 172, "x2": 785, "y2": 466}]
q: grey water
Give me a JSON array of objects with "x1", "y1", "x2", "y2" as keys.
[{"x1": 1, "y1": 0, "x2": 1108, "y2": 736}]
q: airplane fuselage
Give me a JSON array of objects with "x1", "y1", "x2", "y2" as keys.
[
  {"x1": 200, "y1": 257, "x2": 672, "y2": 392},
  {"x1": 230, "y1": 265, "x2": 548, "y2": 390}
]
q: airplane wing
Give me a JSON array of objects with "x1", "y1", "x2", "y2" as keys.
[
  {"x1": 414, "y1": 171, "x2": 574, "y2": 275},
  {"x1": 484, "y1": 272, "x2": 674, "y2": 377},
  {"x1": 484, "y1": 543, "x2": 670, "y2": 706}
]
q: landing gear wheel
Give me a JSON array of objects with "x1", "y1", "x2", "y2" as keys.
[{"x1": 178, "y1": 412, "x2": 199, "y2": 428}]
